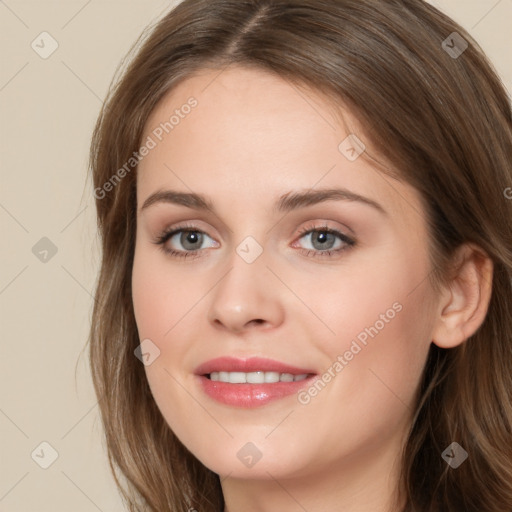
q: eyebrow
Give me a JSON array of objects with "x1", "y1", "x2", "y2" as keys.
[{"x1": 139, "y1": 188, "x2": 388, "y2": 216}]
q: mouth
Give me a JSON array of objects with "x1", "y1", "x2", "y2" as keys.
[
  {"x1": 194, "y1": 357, "x2": 317, "y2": 408},
  {"x1": 205, "y1": 371, "x2": 311, "y2": 383}
]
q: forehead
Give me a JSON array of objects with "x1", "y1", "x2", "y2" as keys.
[{"x1": 137, "y1": 66, "x2": 421, "y2": 222}]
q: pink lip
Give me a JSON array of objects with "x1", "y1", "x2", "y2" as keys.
[
  {"x1": 194, "y1": 357, "x2": 317, "y2": 408},
  {"x1": 195, "y1": 356, "x2": 315, "y2": 376}
]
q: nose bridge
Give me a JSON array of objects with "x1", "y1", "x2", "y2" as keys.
[
  {"x1": 207, "y1": 233, "x2": 284, "y2": 332},
  {"x1": 217, "y1": 233, "x2": 270, "y2": 305}
]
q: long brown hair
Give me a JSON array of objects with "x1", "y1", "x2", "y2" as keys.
[{"x1": 88, "y1": 1, "x2": 512, "y2": 510}]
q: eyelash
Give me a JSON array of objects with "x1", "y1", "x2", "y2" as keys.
[{"x1": 152, "y1": 222, "x2": 356, "y2": 260}]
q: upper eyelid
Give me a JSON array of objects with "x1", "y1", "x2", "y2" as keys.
[
  {"x1": 159, "y1": 223, "x2": 353, "y2": 246},
  {"x1": 161, "y1": 222, "x2": 348, "y2": 236}
]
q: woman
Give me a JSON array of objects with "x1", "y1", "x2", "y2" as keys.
[{"x1": 88, "y1": 1, "x2": 512, "y2": 510}]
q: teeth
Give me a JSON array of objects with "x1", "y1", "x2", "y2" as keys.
[{"x1": 209, "y1": 371, "x2": 309, "y2": 383}]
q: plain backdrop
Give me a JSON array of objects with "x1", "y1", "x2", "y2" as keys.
[{"x1": 1, "y1": 1, "x2": 511, "y2": 510}]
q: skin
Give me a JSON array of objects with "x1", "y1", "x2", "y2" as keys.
[{"x1": 131, "y1": 66, "x2": 493, "y2": 512}]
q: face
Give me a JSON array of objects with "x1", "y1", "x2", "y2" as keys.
[{"x1": 132, "y1": 66, "x2": 440, "y2": 482}]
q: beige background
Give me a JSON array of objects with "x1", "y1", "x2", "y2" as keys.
[{"x1": 1, "y1": 1, "x2": 510, "y2": 510}]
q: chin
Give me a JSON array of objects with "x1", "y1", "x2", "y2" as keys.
[{"x1": 185, "y1": 436, "x2": 313, "y2": 481}]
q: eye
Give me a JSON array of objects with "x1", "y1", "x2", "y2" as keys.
[
  {"x1": 293, "y1": 224, "x2": 356, "y2": 258},
  {"x1": 153, "y1": 222, "x2": 356, "y2": 260},
  {"x1": 153, "y1": 223, "x2": 218, "y2": 259}
]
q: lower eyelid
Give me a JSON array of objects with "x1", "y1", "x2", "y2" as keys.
[
  {"x1": 172, "y1": 231, "x2": 217, "y2": 250},
  {"x1": 157, "y1": 226, "x2": 355, "y2": 257}
]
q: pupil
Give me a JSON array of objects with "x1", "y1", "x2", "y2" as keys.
[
  {"x1": 181, "y1": 231, "x2": 202, "y2": 250},
  {"x1": 313, "y1": 231, "x2": 334, "y2": 250}
]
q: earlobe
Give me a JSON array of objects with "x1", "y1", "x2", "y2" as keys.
[{"x1": 431, "y1": 244, "x2": 493, "y2": 349}]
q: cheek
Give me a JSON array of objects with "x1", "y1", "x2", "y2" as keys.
[
  {"x1": 129, "y1": 233, "x2": 437, "y2": 477},
  {"x1": 132, "y1": 245, "x2": 190, "y2": 339},
  {"x1": 295, "y1": 284, "x2": 434, "y2": 467},
  {"x1": 306, "y1": 245, "x2": 435, "y2": 406},
  {"x1": 131, "y1": 249, "x2": 198, "y2": 440},
  {"x1": 131, "y1": 245, "x2": 201, "y2": 392}
]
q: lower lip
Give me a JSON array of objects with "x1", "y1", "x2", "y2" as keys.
[{"x1": 197, "y1": 375, "x2": 316, "y2": 408}]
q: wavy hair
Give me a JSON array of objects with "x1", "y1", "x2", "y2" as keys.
[{"x1": 88, "y1": 1, "x2": 512, "y2": 510}]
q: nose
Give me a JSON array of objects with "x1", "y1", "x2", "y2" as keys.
[{"x1": 207, "y1": 251, "x2": 285, "y2": 335}]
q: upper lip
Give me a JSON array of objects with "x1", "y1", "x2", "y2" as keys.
[{"x1": 195, "y1": 357, "x2": 316, "y2": 376}]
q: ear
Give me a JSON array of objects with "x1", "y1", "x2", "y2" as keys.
[{"x1": 431, "y1": 243, "x2": 493, "y2": 349}]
